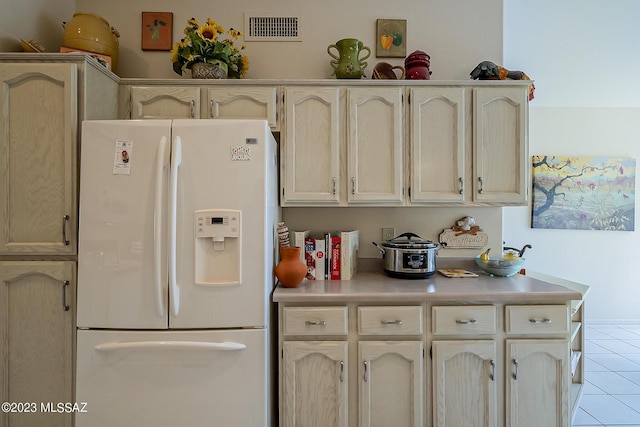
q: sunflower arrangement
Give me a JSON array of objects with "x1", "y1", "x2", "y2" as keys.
[{"x1": 171, "y1": 17, "x2": 249, "y2": 78}]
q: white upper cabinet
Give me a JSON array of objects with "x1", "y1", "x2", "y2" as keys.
[
  {"x1": 205, "y1": 86, "x2": 279, "y2": 129},
  {"x1": 282, "y1": 86, "x2": 341, "y2": 204},
  {"x1": 130, "y1": 86, "x2": 201, "y2": 119},
  {"x1": 347, "y1": 87, "x2": 404, "y2": 205},
  {"x1": 473, "y1": 87, "x2": 529, "y2": 204},
  {"x1": 410, "y1": 87, "x2": 466, "y2": 204}
]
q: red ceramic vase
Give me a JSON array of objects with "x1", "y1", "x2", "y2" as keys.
[{"x1": 275, "y1": 246, "x2": 307, "y2": 288}]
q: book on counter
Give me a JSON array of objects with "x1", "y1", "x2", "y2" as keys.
[
  {"x1": 340, "y1": 230, "x2": 359, "y2": 280},
  {"x1": 290, "y1": 230, "x2": 310, "y2": 263},
  {"x1": 300, "y1": 229, "x2": 359, "y2": 281}
]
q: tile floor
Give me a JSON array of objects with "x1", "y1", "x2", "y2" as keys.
[{"x1": 574, "y1": 323, "x2": 640, "y2": 426}]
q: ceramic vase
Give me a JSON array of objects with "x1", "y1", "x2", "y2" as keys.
[
  {"x1": 275, "y1": 246, "x2": 307, "y2": 288},
  {"x1": 327, "y1": 38, "x2": 371, "y2": 79},
  {"x1": 62, "y1": 12, "x2": 120, "y2": 71},
  {"x1": 191, "y1": 62, "x2": 228, "y2": 79},
  {"x1": 404, "y1": 50, "x2": 432, "y2": 80}
]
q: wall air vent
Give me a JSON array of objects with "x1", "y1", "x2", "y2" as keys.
[{"x1": 244, "y1": 14, "x2": 302, "y2": 41}]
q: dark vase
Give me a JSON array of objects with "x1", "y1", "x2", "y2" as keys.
[{"x1": 275, "y1": 246, "x2": 307, "y2": 288}]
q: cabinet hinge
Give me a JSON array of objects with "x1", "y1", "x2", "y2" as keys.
[{"x1": 429, "y1": 346, "x2": 433, "y2": 359}]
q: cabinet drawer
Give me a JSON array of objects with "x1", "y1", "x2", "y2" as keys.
[
  {"x1": 358, "y1": 306, "x2": 423, "y2": 336},
  {"x1": 505, "y1": 305, "x2": 569, "y2": 335},
  {"x1": 432, "y1": 306, "x2": 497, "y2": 335},
  {"x1": 282, "y1": 307, "x2": 348, "y2": 336}
]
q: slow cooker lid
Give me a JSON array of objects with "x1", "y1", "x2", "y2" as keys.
[{"x1": 383, "y1": 232, "x2": 437, "y2": 249}]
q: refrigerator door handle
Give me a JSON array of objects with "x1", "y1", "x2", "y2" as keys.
[
  {"x1": 94, "y1": 341, "x2": 247, "y2": 352},
  {"x1": 154, "y1": 136, "x2": 169, "y2": 318},
  {"x1": 169, "y1": 136, "x2": 182, "y2": 317}
]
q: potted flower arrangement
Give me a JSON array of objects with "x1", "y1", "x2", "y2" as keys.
[{"x1": 171, "y1": 17, "x2": 249, "y2": 78}]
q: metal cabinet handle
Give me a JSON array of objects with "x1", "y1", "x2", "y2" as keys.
[
  {"x1": 489, "y1": 359, "x2": 495, "y2": 381},
  {"x1": 478, "y1": 177, "x2": 484, "y2": 194},
  {"x1": 351, "y1": 177, "x2": 356, "y2": 195},
  {"x1": 363, "y1": 360, "x2": 369, "y2": 382},
  {"x1": 332, "y1": 177, "x2": 337, "y2": 195},
  {"x1": 209, "y1": 100, "x2": 215, "y2": 118},
  {"x1": 512, "y1": 358, "x2": 519, "y2": 380},
  {"x1": 190, "y1": 100, "x2": 196, "y2": 118},
  {"x1": 458, "y1": 177, "x2": 464, "y2": 194},
  {"x1": 455, "y1": 319, "x2": 477, "y2": 325},
  {"x1": 62, "y1": 214, "x2": 70, "y2": 246},
  {"x1": 62, "y1": 280, "x2": 70, "y2": 311},
  {"x1": 380, "y1": 319, "x2": 403, "y2": 325},
  {"x1": 529, "y1": 318, "x2": 552, "y2": 324},
  {"x1": 340, "y1": 361, "x2": 344, "y2": 382},
  {"x1": 305, "y1": 320, "x2": 326, "y2": 326}
]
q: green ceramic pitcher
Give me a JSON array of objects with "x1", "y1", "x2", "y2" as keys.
[{"x1": 327, "y1": 38, "x2": 371, "y2": 79}]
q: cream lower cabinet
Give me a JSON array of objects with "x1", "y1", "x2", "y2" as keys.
[
  {"x1": 505, "y1": 340, "x2": 569, "y2": 427},
  {"x1": 280, "y1": 304, "x2": 424, "y2": 427},
  {"x1": 432, "y1": 340, "x2": 497, "y2": 427},
  {"x1": 358, "y1": 341, "x2": 423, "y2": 427},
  {"x1": 281, "y1": 86, "x2": 404, "y2": 206},
  {"x1": 0, "y1": 261, "x2": 76, "y2": 427},
  {"x1": 282, "y1": 341, "x2": 348, "y2": 427}
]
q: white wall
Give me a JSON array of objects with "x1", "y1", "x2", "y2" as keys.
[
  {"x1": 0, "y1": 0, "x2": 74, "y2": 52},
  {"x1": 503, "y1": 0, "x2": 640, "y2": 322}
]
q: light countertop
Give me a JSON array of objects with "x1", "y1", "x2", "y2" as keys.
[{"x1": 272, "y1": 259, "x2": 585, "y2": 304}]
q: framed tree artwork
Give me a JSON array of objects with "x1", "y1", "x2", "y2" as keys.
[
  {"x1": 532, "y1": 155, "x2": 636, "y2": 231},
  {"x1": 142, "y1": 12, "x2": 173, "y2": 51}
]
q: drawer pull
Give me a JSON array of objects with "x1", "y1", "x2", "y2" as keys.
[
  {"x1": 512, "y1": 359, "x2": 519, "y2": 380},
  {"x1": 363, "y1": 360, "x2": 369, "y2": 382},
  {"x1": 529, "y1": 318, "x2": 552, "y2": 324},
  {"x1": 380, "y1": 319, "x2": 403, "y2": 325},
  {"x1": 305, "y1": 320, "x2": 326, "y2": 326},
  {"x1": 455, "y1": 319, "x2": 477, "y2": 325},
  {"x1": 340, "y1": 361, "x2": 344, "y2": 382},
  {"x1": 489, "y1": 359, "x2": 495, "y2": 381}
]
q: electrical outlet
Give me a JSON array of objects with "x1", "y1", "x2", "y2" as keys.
[{"x1": 382, "y1": 228, "x2": 395, "y2": 241}]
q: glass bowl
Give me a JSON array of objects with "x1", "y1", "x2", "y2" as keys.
[{"x1": 475, "y1": 255, "x2": 525, "y2": 277}]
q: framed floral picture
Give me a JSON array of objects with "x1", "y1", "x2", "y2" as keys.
[
  {"x1": 532, "y1": 155, "x2": 636, "y2": 231},
  {"x1": 376, "y1": 19, "x2": 406, "y2": 58},
  {"x1": 141, "y1": 12, "x2": 173, "y2": 51}
]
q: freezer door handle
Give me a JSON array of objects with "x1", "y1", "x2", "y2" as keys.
[
  {"x1": 94, "y1": 341, "x2": 247, "y2": 352},
  {"x1": 169, "y1": 136, "x2": 182, "y2": 317},
  {"x1": 154, "y1": 136, "x2": 169, "y2": 318}
]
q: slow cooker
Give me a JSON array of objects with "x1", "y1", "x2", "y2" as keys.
[{"x1": 372, "y1": 232, "x2": 440, "y2": 279}]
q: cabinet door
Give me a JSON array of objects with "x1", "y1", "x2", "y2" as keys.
[
  {"x1": 130, "y1": 86, "x2": 200, "y2": 119},
  {"x1": 410, "y1": 87, "x2": 466, "y2": 203},
  {"x1": 282, "y1": 341, "x2": 348, "y2": 427},
  {"x1": 206, "y1": 86, "x2": 278, "y2": 129},
  {"x1": 282, "y1": 87, "x2": 341, "y2": 204},
  {"x1": 0, "y1": 64, "x2": 77, "y2": 255},
  {"x1": 432, "y1": 340, "x2": 497, "y2": 427},
  {"x1": 473, "y1": 87, "x2": 529, "y2": 204},
  {"x1": 347, "y1": 88, "x2": 404, "y2": 204},
  {"x1": 0, "y1": 261, "x2": 75, "y2": 427},
  {"x1": 506, "y1": 339, "x2": 569, "y2": 427},
  {"x1": 359, "y1": 341, "x2": 423, "y2": 427}
]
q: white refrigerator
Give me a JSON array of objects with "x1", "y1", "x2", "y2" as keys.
[{"x1": 75, "y1": 119, "x2": 279, "y2": 426}]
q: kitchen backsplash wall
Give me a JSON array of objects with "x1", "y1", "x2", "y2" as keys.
[{"x1": 282, "y1": 207, "x2": 504, "y2": 260}]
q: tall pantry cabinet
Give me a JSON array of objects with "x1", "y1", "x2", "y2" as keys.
[{"x1": 0, "y1": 53, "x2": 119, "y2": 427}]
